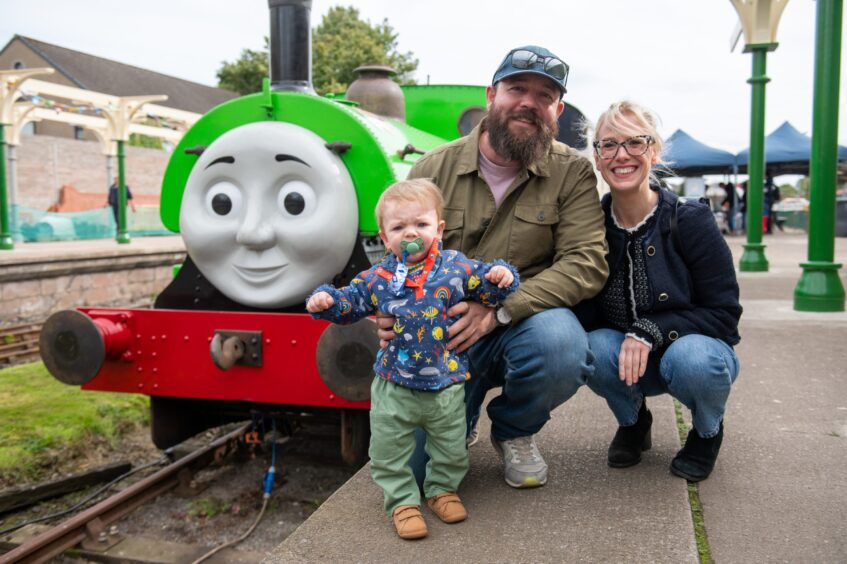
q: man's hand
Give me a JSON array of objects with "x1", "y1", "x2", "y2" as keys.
[
  {"x1": 446, "y1": 301, "x2": 498, "y2": 353},
  {"x1": 618, "y1": 336, "x2": 651, "y2": 386},
  {"x1": 375, "y1": 312, "x2": 395, "y2": 349},
  {"x1": 485, "y1": 265, "x2": 514, "y2": 288}
]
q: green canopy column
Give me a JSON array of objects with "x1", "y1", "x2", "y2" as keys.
[
  {"x1": 739, "y1": 45, "x2": 775, "y2": 272},
  {"x1": 730, "y1": 0, "x2": 789, "y2": 272},
  {"x1": 0, "y1": 123, "x2": 12, "y2": 250},
  {"x1": 794, "y1": 0, "x2": 845, "y2": 311},
  {"x1": 101, "y1": 94, "x2": 167, "y2": 245},
  {"x1": 115, "y1": 139, "x2": 130, "y2": 244}
]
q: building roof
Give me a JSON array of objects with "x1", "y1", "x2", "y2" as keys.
[{"x1": 6, "y1": 35, "x2": 238, "y2": 114}]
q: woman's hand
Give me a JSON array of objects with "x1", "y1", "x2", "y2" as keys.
[
  {"x1": 446, "y1": 301, "x2": 498, "y2": 353},
  {"x1": 618, "y1": 336, "x2": 651, "y2": 386}
]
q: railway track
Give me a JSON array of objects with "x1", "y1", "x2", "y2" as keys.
[
  {"x1": 0, "y1": 323, "x2": 42, "y2": 368},
  {"x1": 0, "y1": 423, "x2": 253, "y2": 564}
]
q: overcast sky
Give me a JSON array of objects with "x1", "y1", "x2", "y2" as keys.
[{"x1": 2, "y1": 0, "x2": 846, "y2": 152}]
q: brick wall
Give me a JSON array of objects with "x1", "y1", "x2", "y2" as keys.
[
  {"x1": 0, "y1": 266, "x2": 176, "y2": 325},
  {"x1": 13, "y1": 134, "x2": 169, "y2": 211}
]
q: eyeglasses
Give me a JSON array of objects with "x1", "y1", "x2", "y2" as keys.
[
  {"x1": 510, "y1": 49, "x2": 569, "y2": 85},
  {"x1": 593, "y1": 136, "x2": 655, "y2": 159}
]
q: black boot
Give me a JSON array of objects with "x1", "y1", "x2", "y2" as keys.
[
  {"x1": 671, "y1": 421, "x2": 724, "y2": 482},
  {"x1": 608, "y1": 401, "x2": 652, "y2": 468}
]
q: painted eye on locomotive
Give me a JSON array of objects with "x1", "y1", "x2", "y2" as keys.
[{"x1": 180, "y1": 122, "x2": 359, "y2": 308}]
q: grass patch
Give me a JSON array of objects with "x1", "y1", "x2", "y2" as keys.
[
  {"x1": 673, "y1": 400, "x2": 713, "y2": 564},
  {"x1": 188, "y1": 497, "x2": 232, "y2": 519},
  {"x1": 0, "y1": 361, "x2": 149, "y2": 484}
]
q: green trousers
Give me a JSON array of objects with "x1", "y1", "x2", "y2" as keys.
[{"x1": 369, "y1": 377, "x2": 469, "y2": 516}]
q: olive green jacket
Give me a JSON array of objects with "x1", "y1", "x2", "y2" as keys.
[{"x1": 408, "y1": 122, "x2": 609, "y2": 323}]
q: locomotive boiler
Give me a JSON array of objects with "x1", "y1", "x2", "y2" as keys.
[{"x1": 38, "y1": 0, "x2": 587, "y2": 464}]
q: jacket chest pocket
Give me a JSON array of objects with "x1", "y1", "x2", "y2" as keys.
[
  {"x1": 442, "y1": 207, "x2": 465, "y2": 252},
  {"x1": 510, "y1": 203, "x2": 558, "y2": 268}
]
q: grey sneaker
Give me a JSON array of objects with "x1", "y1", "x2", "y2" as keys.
[
  {"x1": 491, "y1": 435, "x2": 548, "y2": 488},
  {"x1": 466, "y1": 420, "x2": 480, "y2": 447}
]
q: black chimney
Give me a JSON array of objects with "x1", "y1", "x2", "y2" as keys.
[{"x1": 268, "y1": 0, "x2": 313, "y2": 93}]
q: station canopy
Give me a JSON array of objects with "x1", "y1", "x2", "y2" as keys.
[
  {"x1": 736, "y1": 121, "x2": 847, "y2": 174},
  {"x1": 660, "y1": 129, "x2": 737, "y2": 177}
]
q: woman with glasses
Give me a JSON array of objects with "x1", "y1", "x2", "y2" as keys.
[{"x1": 581, "y1": 100, "x2": 741, "y2": 482}]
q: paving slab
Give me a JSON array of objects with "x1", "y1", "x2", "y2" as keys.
[{"x1": 701, "y1": 234, "x2": 847, "y2": 563}]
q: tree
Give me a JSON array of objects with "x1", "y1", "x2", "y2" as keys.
[
  {"x1": 217, "y1": 38, "x2": 269, "y2": 96},
  {"x1": 216, "y1": 7, "x2": 417, "y2": 96},
  {"x1": 778, "y1": 183, "x2": 798, "y2": 198},
  {"x1": 128, "y1": 133, "x2": 162, "y2": 150},
  {"x1": 798, "y1": 177, "x2": 811, "y2": 199},
  {"x1": 312, "y1": 6, "x2": 417, "y2": 95}
]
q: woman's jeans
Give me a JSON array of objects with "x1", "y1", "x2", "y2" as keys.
[
  {"x1": 587, "y1": 329, "x2": 740, "y2": 438},
  {"x1": 409, "y1": 308, "x2": 593, "y2": 486}
]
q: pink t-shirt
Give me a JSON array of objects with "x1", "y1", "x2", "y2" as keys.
[{"x1": 478, "y1": 150, "x2": 521, "y2": 208}]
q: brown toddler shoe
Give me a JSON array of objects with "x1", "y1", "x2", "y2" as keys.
[
  {"x1": 392, "y1": 505, "x2": 428, "y2": 539},
  {"x1": 426, "y1": 492, "x2": 468, "y2": 523}
]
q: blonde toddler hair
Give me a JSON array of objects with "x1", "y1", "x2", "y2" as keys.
[{"x1": 375, "y1": 178, "x2": 445, "y2": 231}]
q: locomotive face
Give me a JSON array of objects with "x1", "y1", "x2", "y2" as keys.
[{"x1": 180, "y1": 122, "x2": 359, "y2": 308}]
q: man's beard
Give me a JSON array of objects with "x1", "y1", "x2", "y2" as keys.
[{"x1": 486, "y1": 105, "x2": 559, "y2": 167}]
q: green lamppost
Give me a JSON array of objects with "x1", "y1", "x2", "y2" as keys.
[
  {"x1": 794, "y1": 0, "x2": 845, "y2": 311},
  {"x1": 730, "y1": 0, "x2": 788, "y2": 272}
]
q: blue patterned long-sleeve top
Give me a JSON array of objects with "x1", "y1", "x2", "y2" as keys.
[{"x1": 309, "y1": 242, "x2": 519, "y2": 391}]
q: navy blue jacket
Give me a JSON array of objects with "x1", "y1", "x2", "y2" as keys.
[{"x1": 581, "y1": 187, "x2": 741, "y2": 351}]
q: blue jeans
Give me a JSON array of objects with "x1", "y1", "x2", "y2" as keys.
[
  {"x1": 587, "y1": 329, "x2": 740, "y2": 438},
  {"x1": 409, "y1": 308, "x2": 592, "y2": 485}
]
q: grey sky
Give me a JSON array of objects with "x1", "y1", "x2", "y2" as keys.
[{"x1": 2, "y1": 0, "x2": 845, "y2": 152}]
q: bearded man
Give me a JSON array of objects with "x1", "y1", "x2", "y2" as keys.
[{"x1": 378, "y1": 45, "x2": 608, "y2": 489}]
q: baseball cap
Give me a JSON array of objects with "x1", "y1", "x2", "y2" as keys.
[{"x1": 492, "y1": 45, "x2": 569, "y2": 96}]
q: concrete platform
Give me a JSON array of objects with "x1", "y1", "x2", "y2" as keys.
[{"x1": 267, "y1": 231, "x2": 847, "y2": 563}]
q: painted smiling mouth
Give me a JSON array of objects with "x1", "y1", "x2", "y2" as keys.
[{"x1": 233, "y1": 264, "x2": 287, "y2": 283}]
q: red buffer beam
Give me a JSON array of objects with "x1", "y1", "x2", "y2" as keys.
[{"x1": 39, "y1": 308, "x2": 373, "y2": 410}]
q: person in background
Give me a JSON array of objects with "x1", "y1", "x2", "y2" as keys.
[
  {"x1": 107, "y1": 176, "x2": 136, "y2": 226},
  {"x1": 721, "y1": 181, "x2": 736, "y2": 233},
  {"x1": 379, "y1": 45, "x2": 608, "y2": 491},
  {"x1": 583, "y1": 100, "x2": 742, "y2": 482},
  {"x1": 764, "y1": 170, "x2": 781, "y2": 234}
]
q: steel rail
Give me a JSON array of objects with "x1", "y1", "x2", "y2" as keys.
[{"x1": 0, "y1": 422, "x2": 251, "y2": 564}]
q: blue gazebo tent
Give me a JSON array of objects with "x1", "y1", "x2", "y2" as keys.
[
  {"x1": 660, "y1": 129, "x2": 736, "y2": 177},
  {"x1": 736, "y1": 121, "x2": 847, "y2": 174}
]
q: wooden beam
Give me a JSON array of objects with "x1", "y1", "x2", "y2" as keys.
[{"x1": 0, "y1": 461, "x2": 132, "y2": 514}]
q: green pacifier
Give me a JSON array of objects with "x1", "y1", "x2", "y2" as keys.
[{"x1": 400, "y1": 237, "x2": 425, "y2": 255}]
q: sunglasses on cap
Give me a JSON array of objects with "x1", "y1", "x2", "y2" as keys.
[
  {"x1": 510, "y1": 50, "x2": 568, "y2": 80},
  {"x1": 493, "y1": 46, "x2": 570, "y2": 96}
]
